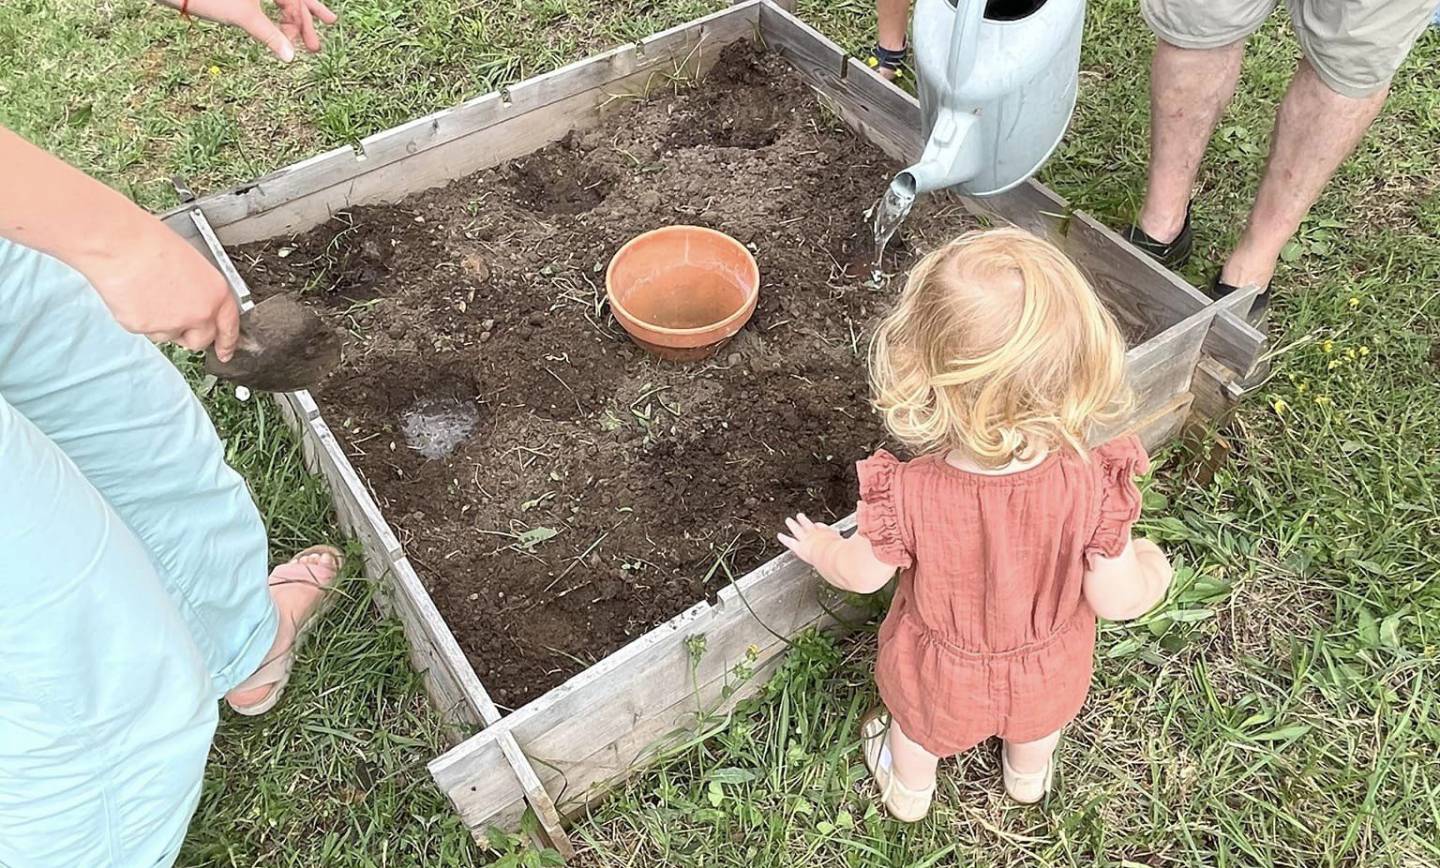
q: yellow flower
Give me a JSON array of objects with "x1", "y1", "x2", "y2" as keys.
[
  {"x1": 1345, "y1": 347, "x2": 1358, "y2": 360},
  {"x1": 1348, "y1": 297, "x2": 1360, "y2": 309},
  {"x1": 1315, "y1": 395, "x2": 1332, "y2": 407},
  {"x1": 208, "y1": 65, "x2": 221, "y2": 76},
  {"x1": 1328, "y1": 359, "x2": 1342, "y2": 370},
  {"x1": 1272, "y1": 398, "x2": 1289, "y2": 415},
  {"x1": 1297, "y1": 381, "x2": 1309, "y2": 393},
  {"x1": 1322, "y1": 339, "x2": 1334, "y2": 354},
  {"x1": 1358, "y1": 346, "x2": 1370, "y2": 357}
]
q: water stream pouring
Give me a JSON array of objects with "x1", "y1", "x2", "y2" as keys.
[{"x1": 872, "y1": 0, "x2": 1086, "y2": 261}]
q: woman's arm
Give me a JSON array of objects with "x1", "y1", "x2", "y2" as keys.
[
  {"x1": 1083, "y1": 537, "x2": 1174, "y2": 621},
  {"x1": 0, "y1": 2, "x2": 337, "y2": 357},
  {"x1": 0, "y1": 128, "x2": 241, "y2": 359},
  {"x1": 779, "y1": 513, "x2": 897, "y2": 594}
]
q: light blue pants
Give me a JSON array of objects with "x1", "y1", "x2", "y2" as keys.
[{"x1": 0, "y1": 237, "x2": 278, "y2": 867}]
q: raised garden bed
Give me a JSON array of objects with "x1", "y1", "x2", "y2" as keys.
[{"x1": 162, "y1": 0, "x2": 1266, "y2": 856}]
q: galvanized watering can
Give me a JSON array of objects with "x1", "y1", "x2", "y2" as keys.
[{"x1": 898, "y1": 0, "x2": 1086, "y2": 197}]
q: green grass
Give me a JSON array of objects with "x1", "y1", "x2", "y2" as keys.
[{"x1": 3, "y1": 1, "x2": 1438, "y2": 865}]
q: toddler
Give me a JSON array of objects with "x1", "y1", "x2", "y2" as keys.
[{"x1": 779, "y1": 228, "x2": 1174, "y2": 819}]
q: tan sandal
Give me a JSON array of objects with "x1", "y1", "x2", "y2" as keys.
[
  {"x1": 1002, "y1": 744, "x2": 1055, "y2": 804},
  {"x1": 861, "y1": 709, "x2": 935, "y2": 822},
  {"x1": 226, "y1": 545, "x2": 343, "y2": 716}
]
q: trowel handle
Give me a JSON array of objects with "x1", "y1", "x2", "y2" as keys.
[{"x1": 944, "y1": 0, "x2": 986, "y2": 89}]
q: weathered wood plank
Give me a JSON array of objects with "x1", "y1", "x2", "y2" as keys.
[
  {"x1": 165, "y1": 1, "x2": 763, "y2": 245},
  {"x1": 758, "y1": 2, "x2": 846, "y2": 81},
  {"x1": 1096, "y1": 285, "x2": 1259, "y2": 443},
  {"x1": 1188, "y1": 356, "x2": 1247, "y2": 425},
  {"x1": 445, "y1": 628, "x2": 799, "y2": 830},
  {"x1": 1101, "y1": 308, "x2": 1212, "y2": 445},
  {"x1": 498, "y1": 730, "x2": 575, "y2": 857},
  {"x1": 1130, "y1": 392, "x2": 1195, "y2": 453},
  {"x1": 430, "y1": 546, "x2": 863, "y2": 832}
]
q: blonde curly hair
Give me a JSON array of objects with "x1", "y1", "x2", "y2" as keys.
[{"x1": 870, "y1": 228, "x2": 1131, "y2": 467}]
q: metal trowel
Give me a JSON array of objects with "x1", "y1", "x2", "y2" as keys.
[{"x1": 204, "y1": 293, "x2": 342, "y2": 392}]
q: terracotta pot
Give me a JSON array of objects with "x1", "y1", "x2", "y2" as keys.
[{"x1": 606, "y1": 226, "x2": 760, "y2": 361}]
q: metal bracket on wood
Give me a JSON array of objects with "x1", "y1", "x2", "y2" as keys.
[
  {"x1": 171, "y1": 175, "x2": 197, "y2": 204},
  {"x1": 189, "y1": 208, "x2": 253, "y2": 310}
]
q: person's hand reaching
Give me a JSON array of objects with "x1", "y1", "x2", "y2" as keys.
[
  {"x1": 778, "y1": 513, "x2": 842, "y2": 567},
  {"x1": 154, "y1": 0, "x2": 337, "y2": 62},
  {"x1": 778, "y1": 513, "x2": 896, "y2": 594}
]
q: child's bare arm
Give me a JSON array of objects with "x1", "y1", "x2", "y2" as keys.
[
  {"x1": 1083, "y1": 537, "x2": 1173, "y2": 621},
  {"x1": 778, "y1": 513, "x2": 896, "y2": 594}
]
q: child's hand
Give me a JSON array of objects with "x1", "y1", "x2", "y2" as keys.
[
  {"x1": 778, "y1": 513, "x2": 841, "y2": 567},
  {"x1": 780, "y1": 512, "x2": 897, "y2": 594}
]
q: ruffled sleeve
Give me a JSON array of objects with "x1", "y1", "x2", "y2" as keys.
[
  {"x1": 1084, "y1": 435, "x2": 1151, "y2": 568},
  {"x1": 856, "y1": 450, "x2": 912, "y2": 569}
]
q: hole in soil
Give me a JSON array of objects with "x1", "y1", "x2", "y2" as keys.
[
  {"x1": 401, "y1": 397, "x2": 481, "y2": 459},
  {"x1": 665, "y1": 85, "x2": 784, "y2": 150},
  {"x1": 507, "y1": 147, "x2": 617, "y2": 214},
  {"x1": 664, "y1": 52, "x2": 785, "y2": 150}
]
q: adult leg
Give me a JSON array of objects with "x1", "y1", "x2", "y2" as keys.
[
  {"x1": 0, "y1": 238, "x2": 277, "y2": 696},
  {"x1": 1136, "y1": 38, "x2": 1248, "y2": 244},
  {"x1": 877, "y1": 0, "x2": 909, "y2": 53},
  {"x1": 872, "y1": 0, "x2": 911, "y2": 81},
  {"x1": 1222, "y1": 0, "x2": 1440, "y2": 287},
  {"x1": 1134, "y1": 0, "x2": 1274, "y2": 243},
  {"x1": 1220, "y1": 61, "x2": 1385, "y2": 287},
  {"x1": 0, "y1": 394, "x2": 217, "y2": 867}
]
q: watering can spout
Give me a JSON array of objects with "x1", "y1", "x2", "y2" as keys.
[{"x1": 896, "y1": 106, "x2": 983, "y2": 196}]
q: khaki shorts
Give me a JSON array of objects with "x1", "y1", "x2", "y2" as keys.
[{"x1": 1142, "y1": 0, "x2": 1440, "y2": 97}]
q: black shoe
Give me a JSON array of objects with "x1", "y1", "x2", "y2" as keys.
[
  {"x1": 1121, "y1": 205, "x2": 1194, "y2": 270},
  {"x1": 1208, "y1": 274, "x2": 1270, "y2": 328},
  {"x1": 864, "y1": 42, "x2": 910, "y2": 83}
]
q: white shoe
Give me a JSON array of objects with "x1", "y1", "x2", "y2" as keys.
[
  {"x1": 1001, "y1": 745, "x2": 1055, "y2": 804},
  {"x1": 861, "y1": 710, "x2": 935, "y2": 822}
]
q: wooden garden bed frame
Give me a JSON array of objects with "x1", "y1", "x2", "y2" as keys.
[{"x1": 161, "y1": 0, "x2": 1266, "y2": 856}]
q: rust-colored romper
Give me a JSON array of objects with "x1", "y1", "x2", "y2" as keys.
[{"x1": 856, "y1": 435, "x2": 1148, "y2": 757}]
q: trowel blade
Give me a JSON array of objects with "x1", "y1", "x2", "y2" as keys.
[{"x1": 204, "y1": 293, "x2": 341, "y2": 393}]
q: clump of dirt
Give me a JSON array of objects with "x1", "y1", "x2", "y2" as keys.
[{"x1": 235, "y1": 42, "x2": 1148, "y2": 710}]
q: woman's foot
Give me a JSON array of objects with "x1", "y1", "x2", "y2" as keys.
[
  {"x1": 861, "y1": 710, "x2": 936, "y2": 821},
  {"x1": 225, "y1": 545, "x2": 343, "y2": 715}
]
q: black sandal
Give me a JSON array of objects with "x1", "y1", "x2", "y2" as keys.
[
  {"x1": 1209, "y1": 273, "x2": 1271, "y2": 328},
  {"x1": 1121, "y1": 204, "x2": 1194, "y2": 270},
  {"x1": 864, "y1": 42, "x2": 910, "y2": 82}
]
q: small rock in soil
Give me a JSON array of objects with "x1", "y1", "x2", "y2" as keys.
[{"x1": 462, "y1": 252, "x2": 491, "y2": 282}]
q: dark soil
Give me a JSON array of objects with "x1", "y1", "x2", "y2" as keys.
[{"x1": 235, "y1": 43, "x2": 1142, "y2": 710}]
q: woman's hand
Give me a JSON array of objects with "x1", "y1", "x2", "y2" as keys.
[
  {"x1": 0, "y1": 128, "x2": 240, "y2": 360},
  {"x1": 154, "y1": 0, "x2": 338, "y2": 61},
  {"x1": 87, "y1": 217, "x2": 242, "y2": 361},
  {"x1": 778, "y1": 513, "x2": 842, "y2": 567}
]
